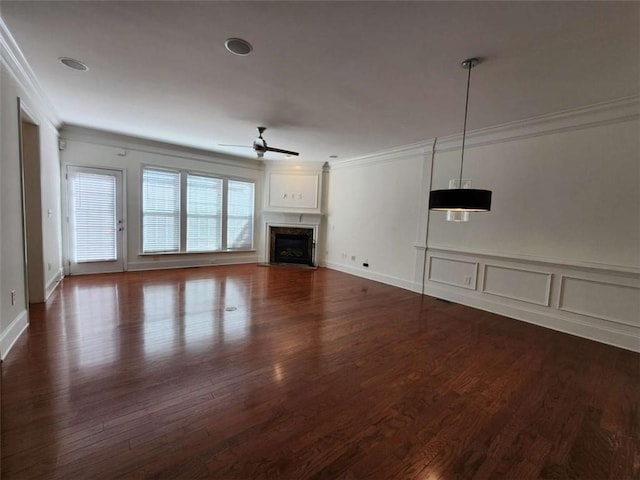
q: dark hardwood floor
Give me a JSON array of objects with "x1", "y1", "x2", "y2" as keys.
[{"x1": 1, "y1": 265, "x2": 638, "y2": 479}]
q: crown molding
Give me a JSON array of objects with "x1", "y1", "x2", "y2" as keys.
[
  {"x1": 435, "y1": 95, "x2": 639, "y2": 153},
  {"x1": 328, "y1": 96, "x2": 638, "y2": 170},
  {"x1": 60, "y1": 125, "x2": 265, "y2": 171},
  {"x1": 264, "y1": 160, "x2": 327, "y2": 173},
  {"x1": 0, "y1": 17, "x2": 60, "y2": 127},
  {"x1": 329, "y1": 139, "x2": 435, "y2": 170}
]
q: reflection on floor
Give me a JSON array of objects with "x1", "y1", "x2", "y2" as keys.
[{"x1": 1, "y1": 265, "x2": 638, "y2": 479}]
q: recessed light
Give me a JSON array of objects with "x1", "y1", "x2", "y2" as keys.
[
  {"x1": 59, "y1": 57, "x2": 89, "y2": 71},
  {"x1": 329, "y1": 155, "x2": 338, "y2": 159},
  {"x1": 224, "y1": 38, "x2": 253, "y2": 56}
]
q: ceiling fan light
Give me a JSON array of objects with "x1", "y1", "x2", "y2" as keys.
[{"x1": 429, "y1": 189, "x2": 492, "y2": 212}]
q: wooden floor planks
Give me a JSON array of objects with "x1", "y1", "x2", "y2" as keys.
[{"x1": 1, "y1": 265, "x2": 638, "y2": 479}]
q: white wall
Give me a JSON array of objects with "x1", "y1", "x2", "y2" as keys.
[
  {"x1": 325, "y1": 98, "x2": 640, "y2": 351},
  {"x1": 40, "y1": 118, "x2": 63, "y2": 296},
  {"x1": 429, "y1": 120, "x2": 640, "y2": 268},
  {"x1": 60, "y1": 127, "x2": 264, "y2": 272},
  {"x1": 0, "y1": 59, "x2": 62, "y2": 358},
  {"x1": 324, "y1": 149, "x2": 427, "y2": 291}
]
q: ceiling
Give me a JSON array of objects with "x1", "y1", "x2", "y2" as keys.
[{"x1": 1, "y1": 1, "x2": 638, "y2": 163}]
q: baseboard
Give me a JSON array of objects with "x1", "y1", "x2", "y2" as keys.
[
  {"x1": 127, "y1": 255, "x2": 260, "y2": 272},
  {"x1": 44, "y1": 268, "x2": 64, "y2": 300},
  {"x1": 424, "y1": 283, "x2": 639, "y2": 352},
  {"x1": 321, "y1": 260, "x2": 417, "y2": 292},
  {"x1": 0, "y1": 310, "x2": 29, "y2": 360}
]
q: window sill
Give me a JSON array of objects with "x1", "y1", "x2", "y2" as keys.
[{"x1": 139, "y1": 249, "x2": 256, "y2": 256}]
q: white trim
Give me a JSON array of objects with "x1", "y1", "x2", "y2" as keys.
[
  {"x1": 428, "y1": 256, "x2": 478, "y2": 290},
  {"x1": 558, "y1": 275, "x2": 640, "y2": 328},
  {"x1": 265, "y1": 160, "x2": 326, "y2": 173},
  {"x1": 329, "y1": 141, "x2": 434, "y2": 170},
  {"x1": 0, "y1": 18, "x2": 60, "y2": 127},
  {"x1": 328, "y1": 96, "x2": 638, "y2": 169},
  {"x1": 125, "y1": 255, "x2": 259, "y2": 272},
  {"x1": 44, "y1": 268, "x2": 64, "y2": 301},
  {"x1": 427, "y1": 245, "x2": 640, "y2": 277},
  {"x1": 482, "y1": 264, "x2": 553, "y2": 307},
  {"x1": 434, "y1": 95, "x2": 639, "y2": 152},
  {"x1": 0, "y1": 310, "x2": 29, "y2": 360},
  {"x1": 266, "y1": 172, "x2": 321, "y2": 213},
  {"x1": 60, "y1": 125, "x2": 264, "y2": 171},
  {"x1": 322, "y1": 260, "x2": 417, "y2": 292}
]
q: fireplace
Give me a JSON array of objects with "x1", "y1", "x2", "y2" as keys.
[{"x1": 269, "y1": 227, "x2": 314, "y2": 266}]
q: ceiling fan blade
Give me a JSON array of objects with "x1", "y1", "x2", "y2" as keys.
[
  {"x1": 218, "y1": 144, "x2": 253, "y2": 148},
  {"x1": 265, "y1": 146, "x2": 299, "y2": 156}
]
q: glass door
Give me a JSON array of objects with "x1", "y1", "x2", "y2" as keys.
[{"x1": 67, "y1": 166, "x2": 125, "y2": 274}]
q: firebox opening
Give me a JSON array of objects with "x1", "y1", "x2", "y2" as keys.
[{"x1": 270, "y1": 227, "x2": 314, "y2": 266}]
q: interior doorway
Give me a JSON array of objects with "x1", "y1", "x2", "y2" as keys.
[{"x1": 18, "y1": 100, "x2": 45, "y2": 304}]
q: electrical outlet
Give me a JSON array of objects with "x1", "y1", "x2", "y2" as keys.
[
  {"x1": 351, "y1": 255, "x2": 356, "y2": 261},
  {"x1": 48, "y1": 262, "x2": 52, "y2": 271},
  {"x1": 10, "y1": 290, "x2": 16, "y2": 306},
  {"x1": 341, "y1": 252, "x2": 347, "y2": 260},
  {"x1": 463, "y1": 275, "x2": 472, "y2": 285}
]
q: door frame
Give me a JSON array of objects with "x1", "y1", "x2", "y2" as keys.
[
  {"x1": 17, "y1": 98, "x2": 37, "y2": 309},
  {"x1": 62, "y1": 163, "x2": 128, "y2": 275}
]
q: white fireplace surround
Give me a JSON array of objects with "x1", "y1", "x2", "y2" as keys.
[{"x1": 263, "y1": 212, "x2": 322, "y2": 266}]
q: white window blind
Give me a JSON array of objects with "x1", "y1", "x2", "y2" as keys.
[
  {"x1": 142, "y1": 169, "x2": 181, "y2": 253},
  {"x1": 227, "y1": 180, "x2": 254, "y2": 250},
  {"x1": 72, "y1": 172, "x2": 117, "y2": 262},
  {"x1": 186, "y1": 174, "x2": 223, "y2": 252}
]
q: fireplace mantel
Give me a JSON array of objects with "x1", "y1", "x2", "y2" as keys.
[{"x1": 262, "y1": 211, "x2": 322, "y2": 225}]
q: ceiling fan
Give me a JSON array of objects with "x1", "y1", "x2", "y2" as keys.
[{"x1": 220, "y1": 127, "x2": 299, "y2": 158}]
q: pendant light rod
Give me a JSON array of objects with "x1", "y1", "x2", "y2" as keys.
[{"x1": 459, "y1": 57, "x2": 479, "y2": 186}]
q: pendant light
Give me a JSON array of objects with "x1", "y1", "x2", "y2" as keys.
[{"x1": 429, "y1": 58, "x2": 492, "y2": 212}]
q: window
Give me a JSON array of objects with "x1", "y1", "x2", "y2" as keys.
[
  {"x1": 187, "y1": 175, "x2": 223, "y2": 252},
  {"x1": 227, "y1": 180, "x2": 255, "y2": 250},
  {"x1": 142, "y1": 169, "x2": 181, "y2": 253},
  {"x1": 142, "y1": 167, "x2": 255, "y2": 253}
]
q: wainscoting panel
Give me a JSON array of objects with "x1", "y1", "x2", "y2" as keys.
[
  {"x1": 428, "y1": 256, "x2": 478, "y2": 290},
  {"x1": 423, "y1": 248, "x2": 640, "y2": 352},
  {"x1": 483, "y1": 264, "x2": 552, "y2": 306},
  {"x1": 559, "y1": 276, "x2": 640, "y2": 328}
]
